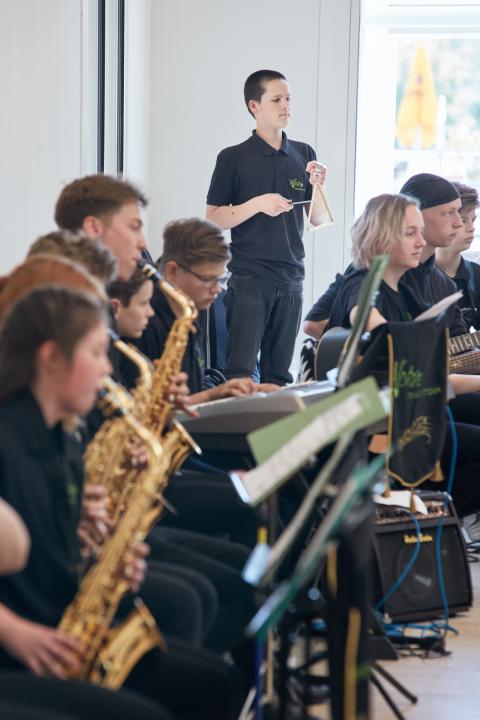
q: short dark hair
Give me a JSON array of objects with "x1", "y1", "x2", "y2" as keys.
[
  {"x1": 244, "y1": 70, "x2": 286, "y2": 117},
  {"x1": 55, "y1": 174, "x2": 147, "y2": 231},
  {"x1": 160, "y1": 218, "x2": 231, "y2": 269},
  {"x1": 107, "y1": 268, "x2": 151, "y2": 307},
  {"x1": 28, "y1": 230, "x2": 117, "y2": 284},
  {"x1": 453, "y1": 182, "x2": 479, "y2": 213}
]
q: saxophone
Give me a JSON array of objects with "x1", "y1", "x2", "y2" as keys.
[
  {"x1": 137, "y1": 261, "x2": 201, "y2": 474},
  {"x1": 59, "y1": 377, "x2": 167, "y2": 689},
  {"x1": 138, "y1": 260, "x2": 199, "y2": 435},
  {"x1": 83, "y1": 333, "x2": 154, "y2": 521},
  {"x1": 85, "y1": 263, "x2": 200, "y2": 524}
]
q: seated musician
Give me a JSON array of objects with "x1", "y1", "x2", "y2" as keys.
[
  {"x1": 108, "y1": 267, "x2": 155, "y2": 340},
  {"x1": 329, "y1": 192, "x2": 480, "y2": 519},
  {"x1": 55, "y1": 174, "x2": 147, "y2": 282},
  {"x1": 0, "y1": 283, "x2": 245, "y2": 720},
  {"x1": 0, "y1": 494, "x2": 175, "y2": 720},
  {"x1": 32, "y1": 207, "x2": 258, "y2": 656},
  {"x1": 128, "y1": 217, "x2": 277, "y2": 402},
  {"x1": 436, "y1": 182, "x2": 480, "y2": 331},
  {"x1": 436, "y1": 183, "x2": 480, "y2": 541}
]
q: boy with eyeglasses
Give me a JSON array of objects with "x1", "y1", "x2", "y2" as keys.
[{"x1": 130, "y1": 218, "x2": 264, "y2": 403}]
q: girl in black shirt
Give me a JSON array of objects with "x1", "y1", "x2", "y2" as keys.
[
  {"x1": 329, "y1": 193, "x2": 426, "y2": 330},
  {"x1": 0, "y1": 285, "x2": 244, "y2": 720}
]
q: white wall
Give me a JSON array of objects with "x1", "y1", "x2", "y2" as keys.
[
  {"x1": 147, "y1": 0, "x2": 360, "y2": 319},
  {"x1": 0, "y1": 0, "x2": 360, "y2": 316},
  {"x1": 0, "y1": 0, "x2": 85, "y2": 273}
]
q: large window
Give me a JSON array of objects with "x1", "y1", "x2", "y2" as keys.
[{"x1": 357, "y1": 0, "x2": 480, "y2": 249}]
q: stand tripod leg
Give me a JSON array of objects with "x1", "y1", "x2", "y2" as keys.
[
  {"x1": 370, "y1": 672, "x2": 407, "y2": 720},
  {"x1": 371, "y1": 661, "x2": 418, "y2": 703}
]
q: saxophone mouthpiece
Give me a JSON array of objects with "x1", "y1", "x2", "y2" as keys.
[
  {"x1": 108, "y1": 327, "x2": 120, "y2": 342},
  {"x1": 138, "y1": 259, "x2": 162, "y2": 282}
]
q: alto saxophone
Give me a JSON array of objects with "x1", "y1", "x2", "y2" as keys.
[
  {"x1": 137, "y1": 261, "x2": 201, "y2": 472},
  {"x1": 138, "y1": 260, "x2": 198, "y2": 434},
  {"x1": 85, "y1": 263, "x2": 200, "y2": 525},
  {"x1": 59, "y1": 377, "x2": 167, "y2": 689}
]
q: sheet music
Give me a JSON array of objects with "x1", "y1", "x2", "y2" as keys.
[
  {"x1": 249, "y1": 433, "x2": 354, "y2": 585},
  {"x1": 414, "y1": 291, "x2": 463, "y2": 322},
  {"x1": 232, "y1": 393, "x2": 363, "y2": 507}
]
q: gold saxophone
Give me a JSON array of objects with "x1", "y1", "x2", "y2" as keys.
[
  {"x1": 135, "y1": 262, "x2": 202, "y2": 490},
  {"x1": 85, "y1": 265, "x2": 200, "y2": 522},
  {"x1": 138, "y1": 261, "x2": 199, "y2": 436},
  {"x1": 83, "y1": 334, "x2": 154, "y2": 522},
  {"x1": 59, "y1": 377, "x2": 167, "y2": 689}
]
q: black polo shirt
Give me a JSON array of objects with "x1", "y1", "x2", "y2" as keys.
[
  {"x1": 329, "y1": 269, "x2": 426, "y2": 328},
  {"x1": 0, "y1": 391, "x2": 82, "y2": 630},
  {"x1": 128, "y1": 285, "x2": 204, "y2": 394},
  {"x1": 206, "y1": 131, "x2": 316, "y2": 290},
  {"x1": 401, "y1": 255, "x2": 466, "y2": 337}
]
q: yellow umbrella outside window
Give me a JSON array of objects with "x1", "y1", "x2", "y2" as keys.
[{"x1": 396, "y1": 46, "x2": 438, "y2": 148}]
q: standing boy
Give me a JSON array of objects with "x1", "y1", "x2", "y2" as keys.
[{"x1": 206, "y1": 69, "x2": 328, "y2": 384}]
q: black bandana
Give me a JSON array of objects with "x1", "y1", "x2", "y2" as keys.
[{"x1": 400, "y1": 173, "x2": 460, "y2": 210}]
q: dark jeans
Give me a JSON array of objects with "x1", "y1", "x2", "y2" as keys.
[
  {"x1": 148, "y1": 526, "x2": 256, "y2": 653},
  {"x1": 225, "y1": 276, "x2": 302, "y2": 385},
  {"x1": 163, "y1": 469, "x2": 258, "y2": 547}
]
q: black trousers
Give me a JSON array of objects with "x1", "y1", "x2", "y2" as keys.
[
  {"x1": 125, "y1": 638, "x2": 245, "y2": 720},
  {"x1": 148, "y1": 526, "x2": 256, "y2": 653},
  {"x1": 0, "y1": 642, "x2": 244, "y2": 720},
  {"x1": 136, "y1": 560, "x2": 218, "y2": 647},
  {"x1": 0, "y1": 672, "x2": 173, "y2": 720},
  {"x1": 0, "y1": 702, "x2": 76, "y2": 720},
  {"x1": 225, "y1": 276, "x2": 303, "y2": 384},
  {"x1": 162, "y1": 469, "x2": 257, "y2": 548}
]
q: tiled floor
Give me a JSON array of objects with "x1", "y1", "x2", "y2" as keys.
[{"x1": 372, "y1": 552, "x2": 480, "y2": 719}]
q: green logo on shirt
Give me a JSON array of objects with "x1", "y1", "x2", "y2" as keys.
[{"x1": 289, "y1": 178, "x2": 305, "y2": 192}]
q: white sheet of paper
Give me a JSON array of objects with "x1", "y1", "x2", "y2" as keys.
[
  {"x1": 414, "y1": 291, "x2": 463, "y2": 322},
  {"x1": 374, "y1": 490, "x2": 428, "y2": 515},
  {"x1": 236, "y1": 392, "x2": 364, "y2": 507}
]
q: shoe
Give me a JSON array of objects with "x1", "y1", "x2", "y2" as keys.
[{"x1": 464, "y1": 513, "x2": 480, "y2": 542}]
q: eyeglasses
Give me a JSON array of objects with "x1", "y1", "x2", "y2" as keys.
[{"x1": 177, "y1": 263, "x2": 229, "y2": 289}]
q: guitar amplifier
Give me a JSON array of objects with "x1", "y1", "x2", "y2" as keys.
[{"x1": 372, "y1": 492, "x2": 472, "y2": 622}]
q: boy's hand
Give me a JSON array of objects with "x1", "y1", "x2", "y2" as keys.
[
  {"x1": 2, "y1": 616, "x2": 84, "y2": 678},
  {"x1": 257, "y1": 383, "x2": 281, "y2": 393},
  {"x1": 215, "y1": 378, "x2": 258, "y2": 398},
  {"x1": 306, "y1": 161, "x2": 327, "y2": 186},
  {"x1": 255, "y1": 193, "x2": 293, "y2": 217}
]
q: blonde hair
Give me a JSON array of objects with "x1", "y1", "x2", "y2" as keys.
[{"x1": 351, "y1": 193, "x2": 420, "y2": 269}]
